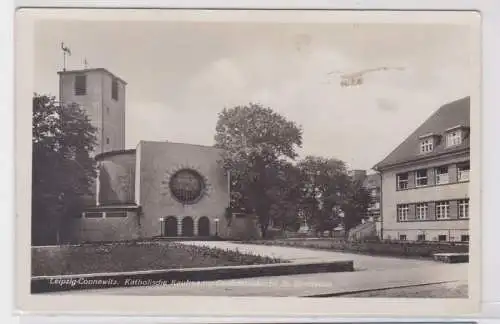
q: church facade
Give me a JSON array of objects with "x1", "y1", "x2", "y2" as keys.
[{"x1": 58, "y1": 67, "x2": 258, "y2": 243}]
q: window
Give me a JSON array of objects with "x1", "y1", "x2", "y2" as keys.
[
  {"x1": 397, "y1": 204, "x2": 409, "y2": 222},
  {"x1": 169, "y1": 169, "x2": 205, "y2": 204},
  {"x1": 461, "y1": 235, "x2": 469, "y2": 242},
  {"x1": 415, "y1": 169, "x2": 428, "y2": 187},
  {"x1": 397, "y1": 173, "x2": 409, "y2": 190},
  {"x1": 105, "y1": 211, "x2": 127, "y2": 218},
  {"x1": 74, "y1": 75, "x2": 87, "y2": 95},
  {"x1": 417, "y1": 234, "x2": 426, "y2": 241},
  {"x1": 106, "y1": 137, "x2": 110, "y2": 144},
  {"x1": 435, "y1": 166, "x2": 449, "y2": 185},
  {"x1": 416, "y1": 203, "x2": 428, "y2": 220},
  {"x1": 420, "y1": 138, "x2": 434, "y2": 153},
  {"x1": 112, "y1": 78, "x2": 119, "y2": 100},
  {"x1": 438, "y1": 235, "x2": 447, "y2": 242},
  {"x1": 106, "y1": 106, "x2": 110, "y2": 114},
  {"x1": 457, "y1": 162, "x2": 470, "y2": 182},
  {"x1": 458, "y1": 199, "x2": 469, "y2": 219},
  {"x1": 399, "y1": 234, "x2": 407, "y2": 241},
  {"x1": 84, "y1": 211, "x2": 103, "y2": 218},
  {"x1": 446, "y1": 131, "x2": 462, "y2": 147},
  {"x1": 436, "y1": 201, "x2": 450, "y2": 220}
]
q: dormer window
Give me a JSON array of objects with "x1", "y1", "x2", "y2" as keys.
[
  {"x1": 418, "y1": 133, "x2": 439, "y2": 154},
  {"x1": 420, "y1": 138, "x2": 433, "y2": 153},
  {"x1": 445, "y1": 125, "x2": 466, "y2": 148},
  {"x1": 446, "y1": 131, "x2": 461, "y2": 146}
]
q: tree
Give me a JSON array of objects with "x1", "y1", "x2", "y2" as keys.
[
  {"x1": 339, "y1": 178, "x2": 371, "y2": 236},
  {"x1": 296, "y1": 156, "x2": 351, "y2": 235},
  {"x1": 32, "y1": 94, "x2": 97, "y2": 245},
  {"x1": 214, "y1": 103, "x2": 303, "y2": 238}
]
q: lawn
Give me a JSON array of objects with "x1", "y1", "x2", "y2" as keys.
[{"x1": 32, "y1": 241, "x2": 285, "y2": 276}]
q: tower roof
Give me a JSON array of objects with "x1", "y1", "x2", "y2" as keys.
[
  {"x1": 373, "y1": 96, "x2": 470, "y2": 171},
  {"x1": 58, "y1": 68, "x2": 127, "y2": 85}
]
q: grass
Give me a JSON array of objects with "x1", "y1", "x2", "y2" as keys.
[{"x1": 32, "y1": 241, "x2": 286, "y2": 276}]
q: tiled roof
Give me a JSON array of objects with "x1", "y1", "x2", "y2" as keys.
[{"x1": 374, "y1": 96, "x2": 470, "y2": 170}]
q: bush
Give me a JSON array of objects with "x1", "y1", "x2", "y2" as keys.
[{"x1": 240, "y1": 238, "x2": 468, "y2": 259}]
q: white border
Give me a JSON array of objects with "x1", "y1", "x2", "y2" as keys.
[
  {"x1": 3, "y1": 0, "x2": 500, "y2": 321},
  {"x1": 14, "y1": 7, "x2": 482, "y2": 318}
]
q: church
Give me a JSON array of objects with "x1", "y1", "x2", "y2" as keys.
[{"x1": 58, "y1": 68, "x2": 259, "y2": 243}]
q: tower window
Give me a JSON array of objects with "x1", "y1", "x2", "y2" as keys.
[
  {"x1": 75, "y1": 75, "x2": 87, "y2": 96},
  {"x1": 112, "y1": 78, "x2": 119, "y2": 101},
  {"x1": 106, "y1": 137, "x2": 110, "y2": 144}
]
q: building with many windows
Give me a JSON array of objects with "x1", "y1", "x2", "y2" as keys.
[
  {"x1": 363, "y1": 173, "x2": 381, "y2": 222},
  {"x1": 373, "y1": 96, "x2": 470, "y2": 242}
]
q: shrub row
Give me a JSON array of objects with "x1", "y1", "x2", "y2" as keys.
[{"x1": 241, "y1": 239, "x2": 468, "y2": 259}]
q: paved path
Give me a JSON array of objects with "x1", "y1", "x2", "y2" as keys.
[
  {"x1": 59, "y1": 241, "x2": 468, "y2": 297},
  {"x1": 178, "y1": 241, "x2": 441, "y2": 271}
]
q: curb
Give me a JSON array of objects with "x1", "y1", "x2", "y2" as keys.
[
  {"x1": 433, "y1": 253, "x2": 469, "y2": 263},
  {"x1": 31, "y1": 260, "x2": 354, "y2": 293},
  {"x1": 302, "y1": 280, "x2": 459, "y2": 297}
]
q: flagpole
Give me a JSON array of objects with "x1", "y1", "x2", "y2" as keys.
[
  {"x1": 63, "y1": 49, "x2": 66, "y2": 71},
  {"x1": 61, "y1": 42, "x2": 71, "y2": 71}
]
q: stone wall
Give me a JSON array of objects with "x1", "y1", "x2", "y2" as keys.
[
  {"x1": 137, "y1": 141, "x2": 232, "y2": 238},
  {"x1": 70, "y1": 210, "x2": 140, "y2": 243},
  {"x1": 97, "y1": 150, "x2": 136, "y2": 205}
]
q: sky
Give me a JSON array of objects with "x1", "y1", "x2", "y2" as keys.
[{"x1": 34, "y1": 19, "x2": 473, "y2": 171}]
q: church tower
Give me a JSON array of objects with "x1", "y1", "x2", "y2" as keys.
[{"x1": 58, "y1": 68, "x2": 127, "y2": 155}]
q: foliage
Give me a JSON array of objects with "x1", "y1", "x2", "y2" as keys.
[
  {"x1": 32, "y1": 94, "x2": 97, "y2": 245},
  {"x1": 214, "y1": 103, "x2": 303, "y2": 237},
  {"x1": 296, "y1": 156, "x2": 351, "y2": 234},
  {"x1": 339, "y1": 178, "x2": 372, "y2": 234},
  {"x1": 241, "y1": 239, "x2": 469, "y2": 259}
]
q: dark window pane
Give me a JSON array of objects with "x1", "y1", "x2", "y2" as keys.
[
  {"x1": 106, "y1": 211, "x2": 127, "y2": 218},
  {"x1": 112, "y1": 79, "x2": 118, "y2": 100},
  {"x1": 75, "y1": 75, "x2": 87, "y2": 95}
]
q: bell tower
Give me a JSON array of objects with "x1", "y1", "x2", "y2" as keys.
[{"x1": 58, "y1": 68, "x2": 127, "y2": 155}]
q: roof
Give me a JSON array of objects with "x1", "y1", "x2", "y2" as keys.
[
  {"x1": 95, "y1": 149, "x2": 136, "y2": 161},
  {"x1": 138, "y1": 140, "x2": 225, "y2": 153},
  {"x1": 58, "y1": 68, "x2": 127, "y2": 85},
  {"x1": 374, "y1": 96, "x2": 470, "y2": 170}
]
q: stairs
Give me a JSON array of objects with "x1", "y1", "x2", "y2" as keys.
[{"x1": 348, "y1": 221, "x2": 377, "y2": 241}]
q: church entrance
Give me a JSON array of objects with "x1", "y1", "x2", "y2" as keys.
[
  {"x1": 198, "y1": 216, "x2": 210, "y2": 236},
  {"x1": 164, "y1": 216, "x2": 178, "y2": 237},
  {"x1": 182, "y1": 216, "x2": 194, "y2": 236}
]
